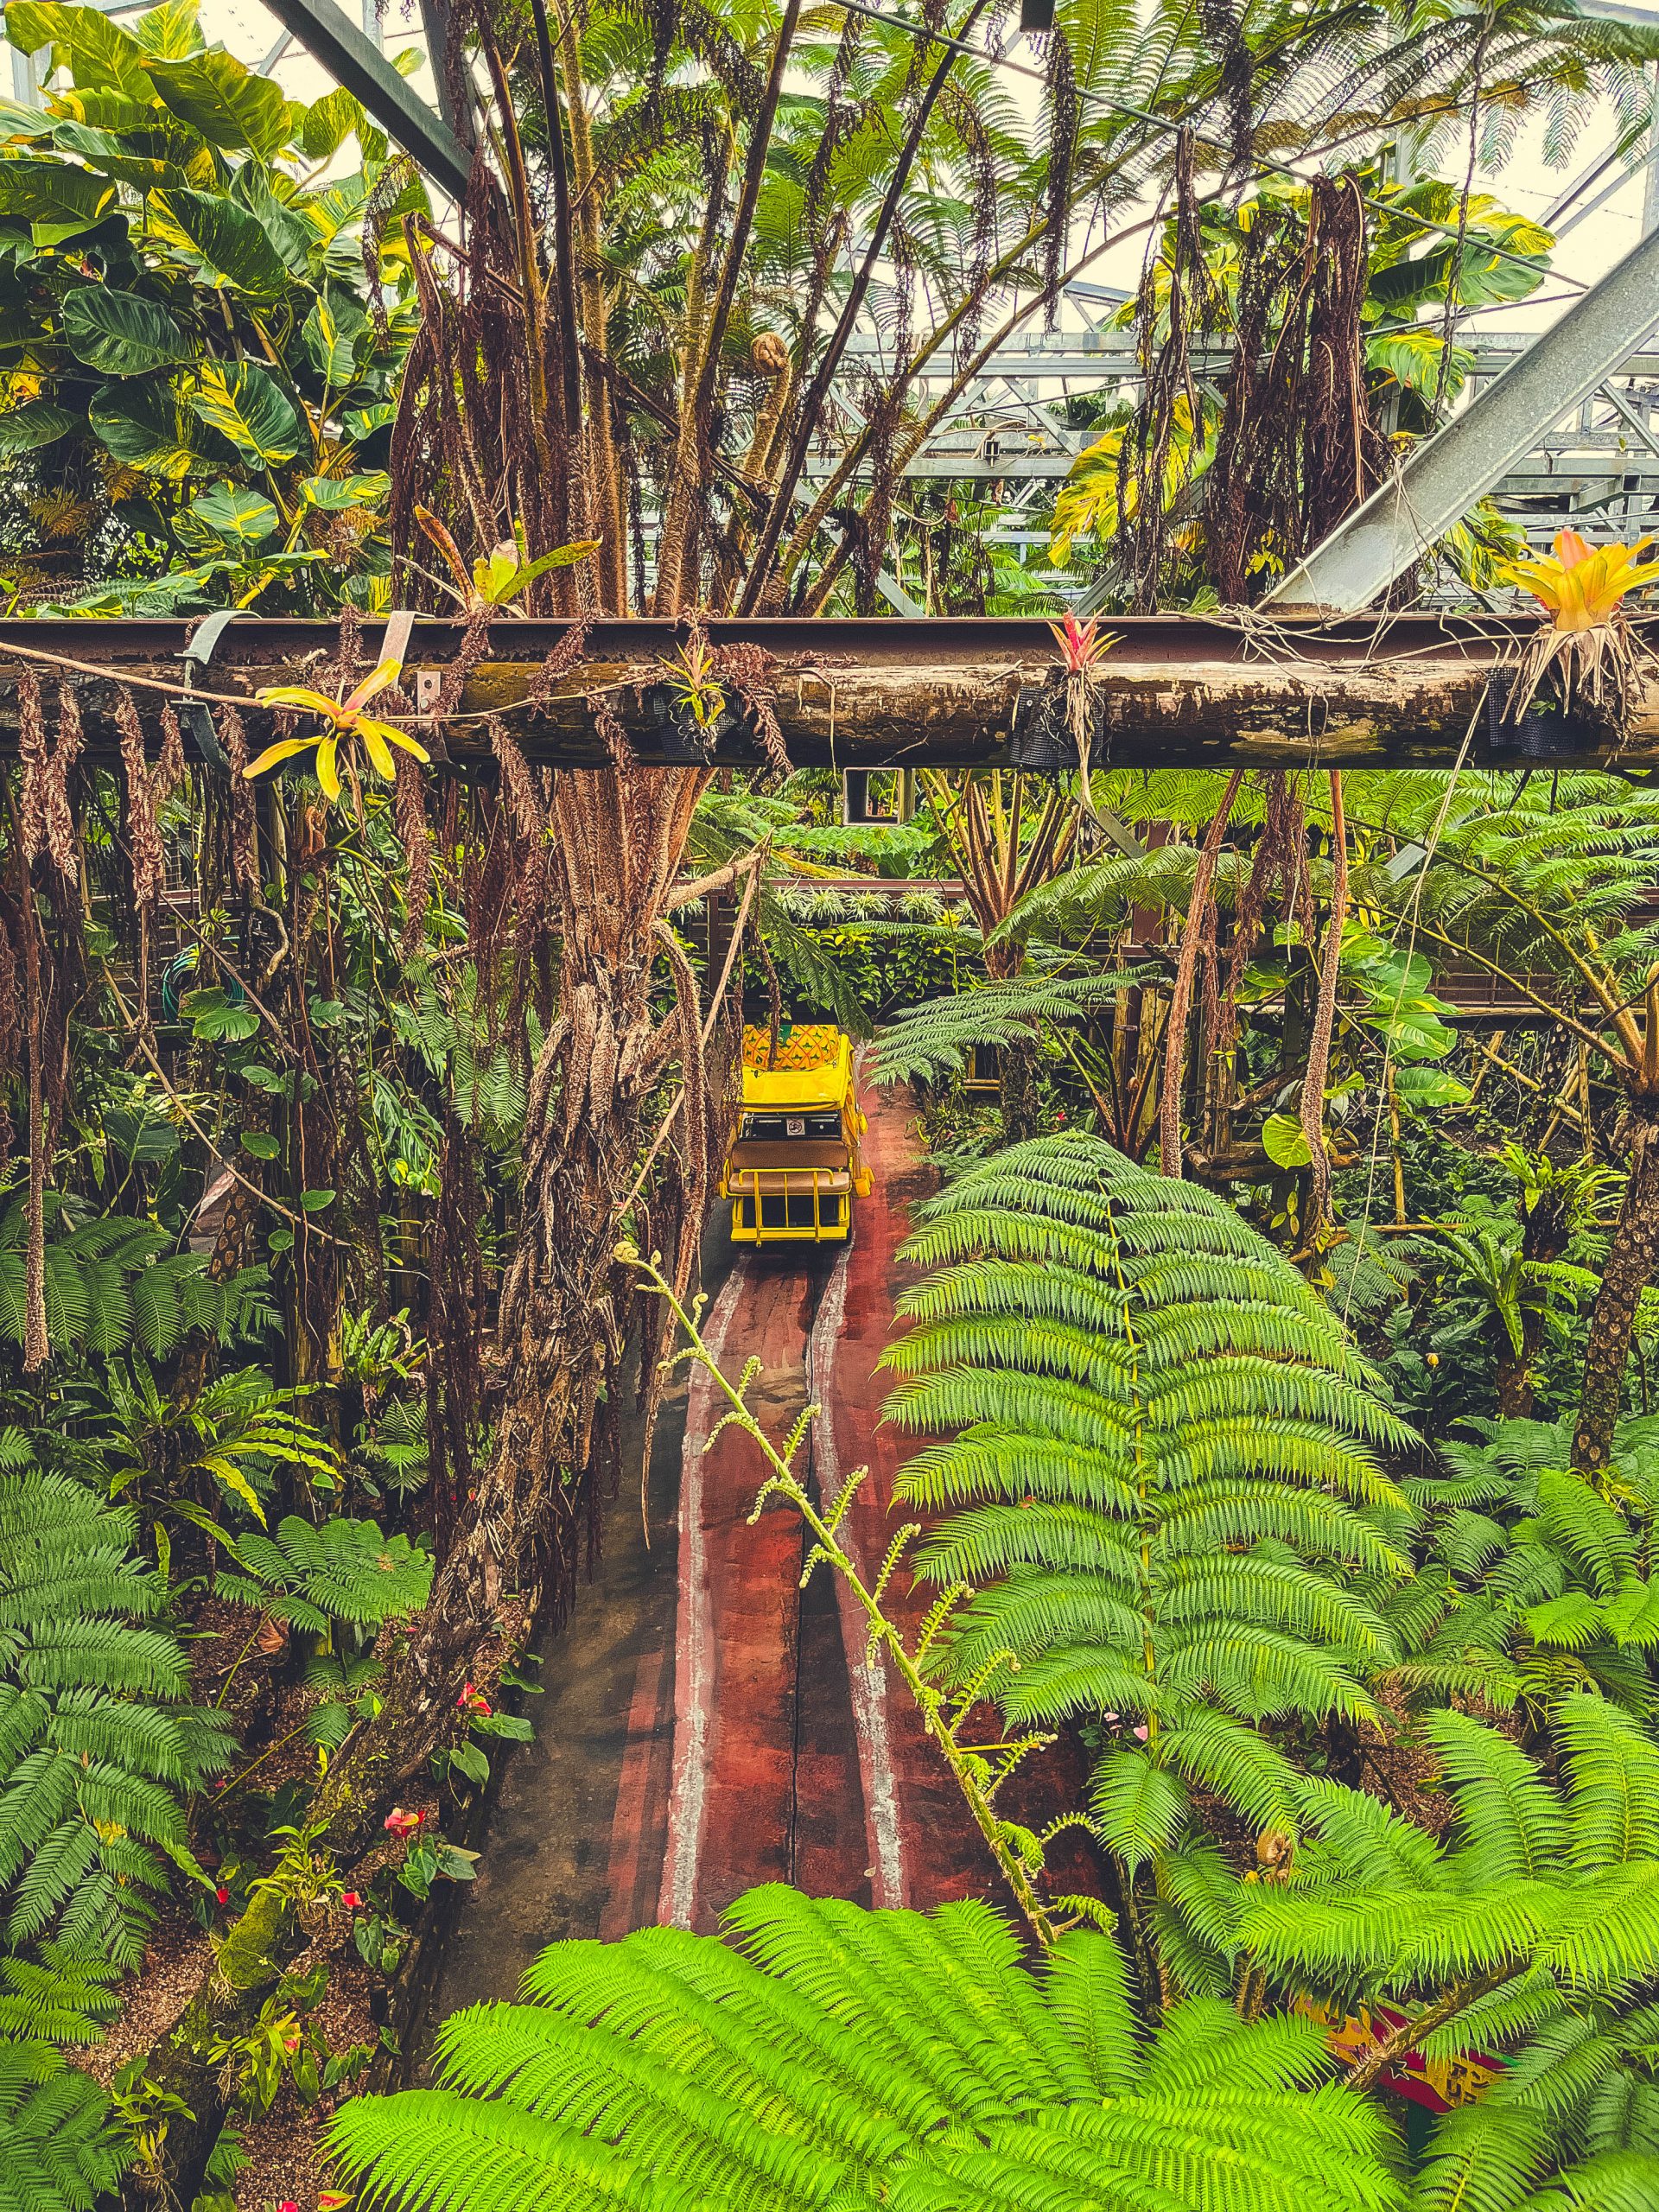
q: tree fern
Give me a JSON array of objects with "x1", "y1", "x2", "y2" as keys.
[
  {"x1": 0, "y1": 1471, "x2": 229, "y2": 1968},
  {"x1": 216, "y1": 1514, "x2": 433, "y2": 1632},
  {"x1": 880, "y1": 1132, "x2": 1416, "y2": 1859},
  {"x1": 1122, "y1": 1706, "x2": 1659, "y2": 2209},
  {"x1": 0, "y1": 1198, "x2": 274, "y2": 1362},
  {"x1": 327, "y1": 1885, "x2": 1408, "y2": 2212},
  {"x1": 0, "y1": 2045, "x2": 124, "y2": 2212},
  {"x1": 1405, "y1": 1417, "x2": 1659, "y2": 1716},
  {"x1": 871, "y1": 970, "x2": 1143, "y2": 1088}
]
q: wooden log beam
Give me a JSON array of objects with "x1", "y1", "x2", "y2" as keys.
[{"x1": 0, "y1": 612, "x2": 1643, "y2": 766}]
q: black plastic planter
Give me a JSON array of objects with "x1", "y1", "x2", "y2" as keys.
[
  {"x1": 639, "y1": 685, "x2": 746, "y2": 763},
  {"x1": 1010, "y1": 681, "x2": 1084, "y2": 772},
  {"x1": 1484, "y1": 667, "x2": 1600, "y2": 761}
]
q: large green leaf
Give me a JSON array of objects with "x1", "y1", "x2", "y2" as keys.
[
  {"x1": 0, "y1": 157, "x2": 113, "y2": 243},
  {"x1": 229, "y1": 163, "x2": 311, "y2": 276},
  {"x1": 1367, "y1": 327, "x2": 1471, "y2": 401},
  {"x1": 48, "y1": 118, "x2": 186, "y2": 188},
  {"x1": 147, "y1": 51, "x2": 287, "y2": 157},
  {"x1": 187, "y1": 359, "x2": 300, "y2": 466},
  {"x1": 300, "y1": 471, "x2": 388, "y2": 511},
  {"x1": 0, "y1": 397, "x2": 76, "y2": 453},
  {"x1": 60, "y1": 285, "x2": 189, "y2": 376},
  {"x1": 89, "y1": 378, "x2": 207, "y2": 479},
  {"x1": 190, "y1": 480, "x2": 278, "y2": 544},
  {"x1": 130, "y1": 0, "x2": 205, "y2": 60},
  {"x1": 302, "y1": 289, "x2": 367, "y2": 386},
  {"x1": 2, "y1": 2, "x2": 154, "y2": 97},
  {"x1": 300, "y1": 85, "x2": 363, "y2": 162},
  {"x1": 152, "y1": 188, "x2": 289, "y2": 296}
]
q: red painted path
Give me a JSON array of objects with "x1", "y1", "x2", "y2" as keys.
[
  {"x1": 429, "y1": 1085, "x2": 1090, "y2": 2024},
  {"x1": 609, "y1": 1082, "x2": 1084, "y2": 1936}
]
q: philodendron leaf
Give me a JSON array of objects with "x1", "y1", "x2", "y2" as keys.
[
  {"x1": 0, "y1": 156, "x2": 113, "y2": 242},
  {"x1": 48, "y1": 119, "x2": 185, "y2": 188},
  {"x1": 300, "y1": 84, "x2": 363, "y2": 162},
  {"x1": 89, "y1": 378, "x2": 207, "y2": 480},
  {"x1": 153, "y1": 187, "x2": 289, "y2": 296},
  {"x1": 147, "y1": 51, "x2": 287, "y2": 157},
  {"x1": 302, "y1": 289, "x2": 368, "y2": 387},
  {"x1": 190, "y1": 480, "x2": 278, "y2": 544},
  {"x1": 130, "y1": 0, "x2": 205, "y2": 60},
  {"x1": 3, "y1": 3, "x2": 154, "y2": 98},
  {"x1": 1262, "y1": 1112, "x2": 1313, "y2": 1169},
  {"x1": 0, "y1": 398, "x2": 76, "y2": 452},
  {"x1": 188, "y1": 360, "x2": 300, "y2": 466},
  {"x1": 300, "y1": 471, "x2": 388, "y2": 511},
  {"x1": 60, "y1": 286, "x2": 189, "y2": 376}
]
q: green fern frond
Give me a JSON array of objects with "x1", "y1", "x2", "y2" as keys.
[
  {"x1": 883, "y1": 1132, "x2": 1414, "y2": 1837},
  {"x1": 328, "y1": 1886, "x2": 1410, "y2": 2212}
]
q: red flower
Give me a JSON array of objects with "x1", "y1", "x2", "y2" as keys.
[
  {"x1": 457, "y1": 1682, "x2": 492, "y2": 1718},
  {"x1": 276, "y1": 2198, "x2": 300, "y2": 2211},
  {"x1": 341, "y1": 1891, "x2": 363, "y2": 1910},
  {"x1": 214, "y1": 1886, "x2": 230, "y2": 1906},
  {"x1": 384, "y1": 1807, "x2": 427, "y2": 1834}
]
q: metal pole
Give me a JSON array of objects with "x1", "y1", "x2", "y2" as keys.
[{"x1": 255, "y1": 0, "x2": 471, "y2": 200}]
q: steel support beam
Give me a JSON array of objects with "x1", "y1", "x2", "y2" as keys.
[
  {"x1": 1267, "y1": 218, "x2": 1659, "y2": 613},
  {"x1": 254, "y1": 0, "x2": 471, "y2": 200}
]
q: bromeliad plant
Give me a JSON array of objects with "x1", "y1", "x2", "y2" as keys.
[
  {"x1": 1500, "y1": 526, "x2": 1659, "y2": 721},
  {"x1": 410, "y1": 509, "x2": 600, "y2": 613},
  {"x1": 245, "y1": 659, "x2": 429, "y2": 809},
  {"x1": 1047, "y1": 612, "x2": 1121, "y2": 810}
]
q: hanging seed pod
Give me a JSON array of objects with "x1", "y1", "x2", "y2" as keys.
[
  {"x1": 47, "y1": 686, "x2": 82, "y2": 885},
  {"x1": 219, "y1": 707, "x2": 260, "y2": 899},
  {"x1": 157, "y1": 702, "x2": 188, "y2": 802},
  {"x1": 395, "y1": 751, "x2": 431, "y2": 960},
  {"x1": 16, "y1": 672, "x2": 47, "y2": 868},
  {"x1": 116, "y1": 687, "x2": 166, "y2": 910}
]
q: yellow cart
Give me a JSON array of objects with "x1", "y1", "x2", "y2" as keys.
[{"x1": 721, "y1": 1025, "x2": 872, "y2": 1244}]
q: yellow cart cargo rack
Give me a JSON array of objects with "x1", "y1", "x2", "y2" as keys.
[{"x1": 721, "y1": 1025, "x2": 871, "y2": 1244}]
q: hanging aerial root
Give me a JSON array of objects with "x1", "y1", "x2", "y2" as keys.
[
  {"x1": 1160, "y1": 769, "x2": 1244, "y2": 1178},
  {"x1": 1300, "y1": 769, "x2": 1349, "y2": 1239}
]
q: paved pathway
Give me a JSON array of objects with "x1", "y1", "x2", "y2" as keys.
[{"x1": 427, "y1": 1084, "x2": 1090, "y2": 2024}]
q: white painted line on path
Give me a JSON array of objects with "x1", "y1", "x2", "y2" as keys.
[
  {"x1": 658, "y1": 1260, "x2": 747, "y2": 1929},
  {"x1": 810, "y1": 1230, "x2": 906, "y2": 1910}
]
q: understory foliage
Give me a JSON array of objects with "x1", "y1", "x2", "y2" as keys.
[
  {"x1": 327, "y1": 1885, "x2": 1409, "y2": 2212},
  {"x1": 0, "y1": 1453, "x2": 227, "y2": 1973},
  {"x1": 885, "y1": 1130, "x2": 1416, "y2": 1860}
]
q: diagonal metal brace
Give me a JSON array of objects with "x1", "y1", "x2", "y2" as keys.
[
  {"x1": 1266, "y1": 217, "x2": 1659, "y2": 613},
  {"x1": 257, "y1": 0, "x2": 472, "y2": 200}
]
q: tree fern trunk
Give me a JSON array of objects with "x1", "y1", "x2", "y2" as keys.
[{"x1": 1573, "y1": 1104, "x2": 1659, "y2": 1475}]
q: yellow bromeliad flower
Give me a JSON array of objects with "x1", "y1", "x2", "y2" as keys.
[
  {"x1": 1503, "y1": 528, "x2": 1659, "y2": 631},
  {"x1": 244, "y1": 660, "x2": 430, "y2": 804}
]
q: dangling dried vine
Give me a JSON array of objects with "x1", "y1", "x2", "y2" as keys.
[{"x1": 1207, "y1": 172, "x2": 1385, "y2": 601}]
